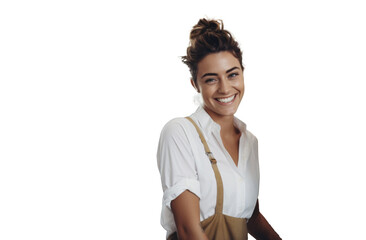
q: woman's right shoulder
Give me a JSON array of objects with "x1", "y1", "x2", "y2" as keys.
[{"x1": 160, "y1": 117, "x2": 192, "y2": 138}]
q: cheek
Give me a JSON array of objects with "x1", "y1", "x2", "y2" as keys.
[
  {"x1": 239, "y1": 78, "x2": 245, "y2": 90},
  {"x1": 234, "y1": 80, "x2": 245, "y2": 99},
  {"x1": 200, "y1": 88, "x2": 216, "y2": 103},
  {"x1": 233, "y1": 79, "x2": 244, "y2": 90},
  {"x1": 201, "y1": 89, "x2": 211, "y2": 100}
]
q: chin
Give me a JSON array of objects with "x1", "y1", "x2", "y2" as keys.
[
  {"x1": 219, "y1": 109, "x2": 238, "y2": 116},
  {"x1": 206, "y1": 106, "x2": 239, "y2": 118}
]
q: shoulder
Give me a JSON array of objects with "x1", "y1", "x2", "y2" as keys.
[
  {"x1": 159, "y1": 117, "x2": 195, "y2": 141},
  {"x1": 245, "y1": 129, "x2": 258, "y2": 145},
  {"x1": 157, "y1": 117, "x2": 198, "y2": 162}
]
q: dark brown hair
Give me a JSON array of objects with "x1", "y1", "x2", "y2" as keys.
[{"x1": 182, "y1": 18, "x2": 244, "y2": 85}]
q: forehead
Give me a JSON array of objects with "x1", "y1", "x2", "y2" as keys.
[{"x1": 197, "y1": 51, "x2": 241, "y2": 76}]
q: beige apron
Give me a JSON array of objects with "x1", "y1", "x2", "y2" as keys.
[{"x1": 168, "y1": 117, "x2": 248, "y2": 240}]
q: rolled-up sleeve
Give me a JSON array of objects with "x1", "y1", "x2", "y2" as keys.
[{"x1": 157, "y1": 119, "x2": 201, "y2": 210}]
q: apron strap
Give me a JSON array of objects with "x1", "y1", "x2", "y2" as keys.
[{"x1": 185, "y1": 117, "x2": 224, "y2": 214}]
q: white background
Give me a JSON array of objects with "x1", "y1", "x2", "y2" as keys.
[{"x1": 1, "y1": 0, "x2": 365, "y2": 239}]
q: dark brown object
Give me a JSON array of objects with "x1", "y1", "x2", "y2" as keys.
[{"x1": 247, "y1": 200, "x2": 282, "y2": 240}]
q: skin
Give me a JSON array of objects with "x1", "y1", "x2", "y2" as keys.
[
  {"x1": 171, "y1": 51, "x2": 244, "y2": 240},
  {"x1": 171, "y1": 191, "x2": 209, "y2": 240}
]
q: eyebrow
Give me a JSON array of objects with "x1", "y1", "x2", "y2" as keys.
[{"x1": 200, "y1": 67, "x2": 240, "y2": 79}]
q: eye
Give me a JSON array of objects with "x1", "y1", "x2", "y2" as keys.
[
  {"x1": 228, "y1": 72, "x2": 239, "y2": 78},
  {"x1": 205, "y1": 78, "x2": 217, "y2": 84}
]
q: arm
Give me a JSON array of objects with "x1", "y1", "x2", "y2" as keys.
[
  {"x1": 247, "y1": 199, "x2": 282, "y2": 240},
  {"x1": 171, "y1": 190, "x2": 209, "y2": 240}
]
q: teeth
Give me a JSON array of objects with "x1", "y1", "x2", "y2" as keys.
[{"x1": 217, "y1": 95, "x2": 235, "y2": 103}]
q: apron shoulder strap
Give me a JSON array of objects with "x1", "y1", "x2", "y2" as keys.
[
  {"x1": 185, "y1": 117, "x2": 216, "y2": 163},
  {"x1": 185, "y1": 116, "x2": 224, "y2": 213}
]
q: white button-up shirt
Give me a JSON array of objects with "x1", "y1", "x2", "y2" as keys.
[{"x1": 157, "y1": 107, "x2": 260, "y2": 238}]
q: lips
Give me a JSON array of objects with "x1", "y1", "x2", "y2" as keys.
[{"x1": 215, "y1": 94, "x2": 236, "y2": 103}]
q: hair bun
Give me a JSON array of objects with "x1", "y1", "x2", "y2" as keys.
[
  {"x1": 189, "y1": 18, "x2": 223, "y2": 41},
  {"x1": 182, "y1": 17, "x2": 244, "y2": 85}
]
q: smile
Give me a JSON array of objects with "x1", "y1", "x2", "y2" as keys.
[{"x1": 215, "y1": 94, "x2": 236, "y2": 103}]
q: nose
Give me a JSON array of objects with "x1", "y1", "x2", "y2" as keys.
[{"x1": 218, "y1": 78, "x2": 230, "y2": 94}]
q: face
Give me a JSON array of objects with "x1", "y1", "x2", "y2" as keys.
[{"x1": 192, "y1": 51, "x2": 244, "y2": 120}]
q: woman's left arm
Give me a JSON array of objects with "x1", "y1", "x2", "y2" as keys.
[{"x1": 247, "y1": 199, "x2": 282, "y2": 240}]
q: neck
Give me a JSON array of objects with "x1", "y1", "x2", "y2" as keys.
[{"x1": 204, "y1": 107, "x2": 237, "y2": 134}]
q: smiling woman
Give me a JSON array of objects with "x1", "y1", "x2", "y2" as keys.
[{"x1": 157, "y1": 18, "x2": 282, "y2": 240}]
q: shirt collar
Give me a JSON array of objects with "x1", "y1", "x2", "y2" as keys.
[
  {"x1": 190, "y1": 106, "x2": 247, "y2": 135},
  {"x1": 233, "y1": 116, "x2": 247, "y2": 134}
]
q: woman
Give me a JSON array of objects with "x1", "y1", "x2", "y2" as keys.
[{"x1": 157, "y1": 18, "x2": 282, "y2": 240}]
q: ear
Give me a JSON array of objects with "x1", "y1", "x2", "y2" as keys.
[{"x1": 190, "y1": 78, "x2": 200, "y2": 93}]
